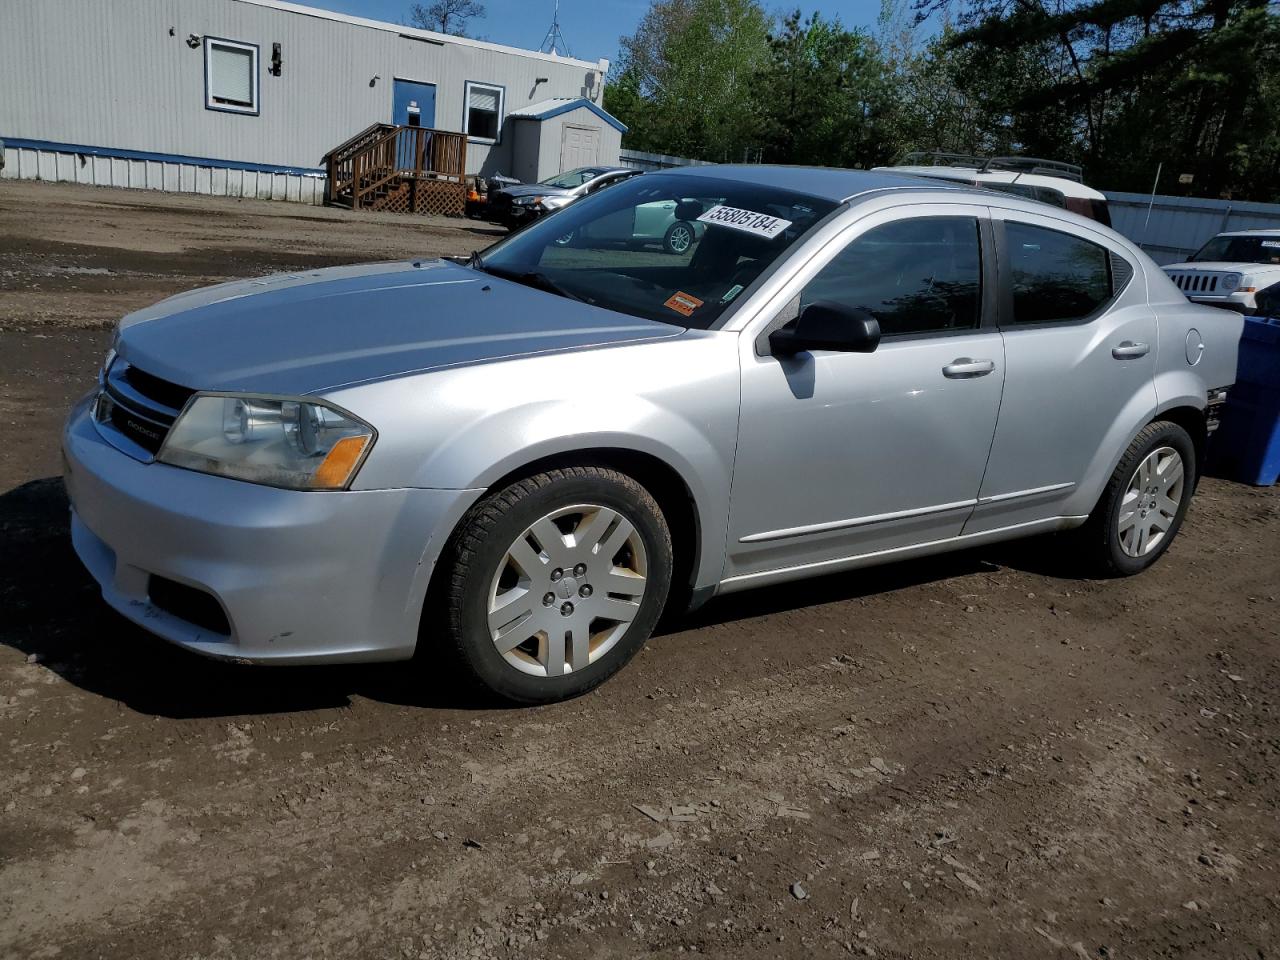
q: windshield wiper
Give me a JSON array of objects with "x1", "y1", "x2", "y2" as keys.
[
  {"x1": 466, "y1": 249, "x2": 485, "y2": 270},
  {"x1": 484, "y1": 265, "x2": 586, "y2": 303}
]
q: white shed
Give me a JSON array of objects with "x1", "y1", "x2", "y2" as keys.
[{"x1": 507, "y1": 98, "x2": 626, "y2": 183}]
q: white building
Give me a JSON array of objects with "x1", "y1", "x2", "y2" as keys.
[{"x1": 0, "y1": 0, "x2": 626, "y2": 205}]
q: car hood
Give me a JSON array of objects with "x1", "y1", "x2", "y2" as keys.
[
  {"x1": 1164, "y1": 261, "x2": 1280, "y2": 275},
  {"x1": 498, "y1": 183, "x2": 574, "y2": 199},
  {"x1": 116, "y1": 259, "x2": 681, "y2": 395}
]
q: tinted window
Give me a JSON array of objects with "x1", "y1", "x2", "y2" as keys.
[
  {"x1": 541, "y1": 167, "x2": 604, "y2": 189},
  {"x1": 1006, "y1": 222, "x2": 1112, "y2": 325},
  {"x1": 984, "y1": 182, "x2": 1067, "y2": 209},
  {"x1": 479, "y1": 174, "x2": 838, "y2": 329},
  {"x1": 1191, "y1": 235, "x2": 1280, "y2": 265},
  {"x1": 801, "y1": 217, "x2": 983, "y2": 337}
]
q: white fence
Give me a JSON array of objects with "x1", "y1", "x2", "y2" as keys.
[{"x1": 1, "y1": 142, "x2": 327, "y2": 205}]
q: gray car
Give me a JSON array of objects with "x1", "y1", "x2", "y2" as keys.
[
  {"x1": 63, "y1": 166, "x2": 1241, "y2": 704},
  {"x1": 489, "y1": 165, "x2": 639, "y2": 230}
]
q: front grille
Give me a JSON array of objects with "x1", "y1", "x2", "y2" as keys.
[
  {"x1": 121, "y1": 365, "x2": 196, "y2": 411},
  {"x1": 1171, "y1": 272, "x2": 1221, "y2": 293},
  {"x1": 148, "y1": 575, "x2": 232, "y2": 636},
  {"x1": 97, "y1": 361, "x2": 195, "y2": 456}
]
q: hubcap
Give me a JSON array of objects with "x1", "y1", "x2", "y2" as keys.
[
  {"x1": 487, "y1": 504, "x2": 648, "y2": 678},
  {"x1": 1118, "y1": 446, "x2": 1184, "y2": 558},
  {"x1": 669, "y1": 226, "x2": 692, "y2": 253}
]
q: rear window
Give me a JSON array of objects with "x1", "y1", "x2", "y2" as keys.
[{"x1": 1006, "y1": 222, "x2": 1113, "y2": 325}]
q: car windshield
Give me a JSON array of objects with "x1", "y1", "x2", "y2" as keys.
[
  {"x1": 475, "y1": 174, "x2": 839, "y2": 330},
  {"x1": 1191, "y1": 235, "x2": 1280, "y2": 265},
  {"x1": 539, "y1": 167, "x2": 604, "y2": 189}
]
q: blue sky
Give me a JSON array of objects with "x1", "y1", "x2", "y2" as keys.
[{"x1": 306, "y1": 0, "x2": 891, "y2": 66}]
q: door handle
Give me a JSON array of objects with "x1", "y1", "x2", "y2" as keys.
[
  {"x1": 942, "y1": 358, "x2": 995, "y2": 379},
  {"x1": 1112, "y1": 340, "x2": 1150, "y2": 359}
]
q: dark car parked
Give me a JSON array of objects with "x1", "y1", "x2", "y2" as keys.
[{"x1": 488, "y1": 166, "x2": 639, "y2": 230}]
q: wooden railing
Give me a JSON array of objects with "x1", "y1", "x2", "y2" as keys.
[{"x1": 324, "y1": 125, "x2": 468, "y2": 213}]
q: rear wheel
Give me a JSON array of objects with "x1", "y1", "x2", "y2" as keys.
[
  {"x1": 663, "y1": 221, "x2": 695, "y2": 255},
  {"x1": 439, "y1": 467, "x2": 672, "y2": 704},
  {"x1": 1075, "y1": 421, "x2": 1196, "y2": 576}
]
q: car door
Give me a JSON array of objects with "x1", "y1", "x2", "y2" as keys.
[
  {"x1": 964, "y1": 209, "x2": 1157, "y2": 534},
  {"x1": 633, "y1": 199, "x2": 678, "y2": 240},
  {"x1": 724, "y1": 205, "x2": 1005, "y2": 584}
]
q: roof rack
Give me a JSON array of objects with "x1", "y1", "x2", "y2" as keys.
[{"x1": 899, "y1": 151, "x2": 1084, "y2": 184}]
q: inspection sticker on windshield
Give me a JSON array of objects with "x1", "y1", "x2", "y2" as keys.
[
  {"x1": 697, "y1": 205, "x2": 793, "y2": 239},
  {"x1": 664, "y1": 291, "x2": 704, "y2": 317}
]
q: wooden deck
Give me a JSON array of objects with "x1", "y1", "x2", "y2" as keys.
[{"x1": 324, "y1": 124, "x2": 468, "y2": 217}]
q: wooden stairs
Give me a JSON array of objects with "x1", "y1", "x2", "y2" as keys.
[{"x1": 324, "y1": 123, "x2": 468, "y2": 216}]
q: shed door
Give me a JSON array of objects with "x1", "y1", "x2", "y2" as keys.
[{"x1": 560, "y1": 124, "x2": 601, "y2": 170}]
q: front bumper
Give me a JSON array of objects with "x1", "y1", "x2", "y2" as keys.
[
  {"x1": 500, "y1": 205, "x2": 542, "y2": 229},
  {"x1": 63, "y1": 396, "x2": 477, "y2": 664}
]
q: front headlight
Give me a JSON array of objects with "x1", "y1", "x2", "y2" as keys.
[
  {"x1": 158, "y1": 395, "x2": 375, "y2": 491},
  {"x1": 1222, "y1": 272, "x2": 1242, "y2": 292},
  {"x1": 513, "y1": 195, "x2": 543, "y2": 206}
]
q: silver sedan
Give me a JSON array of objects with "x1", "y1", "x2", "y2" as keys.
[{"x1": 63, "y1": 167, "x2": 1242, "y2": 703}]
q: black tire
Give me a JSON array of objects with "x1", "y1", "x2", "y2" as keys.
[
  {"x1": 1074, "y1": 420, "x2": 1197, "y2": 577},
  {"x1": 663, "y1": 221, "x2": 696, "y2": 255},
  {"x1": 439, "y1": 467, "x2": 672, "y2": 704}
]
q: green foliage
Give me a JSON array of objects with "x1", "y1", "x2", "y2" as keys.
[
  {"x1": 606, "y1": 0, "x2": 1280, "y2": 199},
  {"x1": 933, "y1": 0, "x2": 1280, "y2": 197},
  {"x1": 605, "y1": 0, "x2": 773, "y2": 162},
  {"x1": 755, "y1": 11, "x2": 899, "y2": 168}
]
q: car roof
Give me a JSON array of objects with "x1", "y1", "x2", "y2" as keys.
[
  {"x1": 875, "y1": 164, "x2": 1107, "y2": 201},
  {"x1": 659, "y1": 164, "x2": 962, "y2": 203},
  {"x1": 1217, "y1": 228, "x2": 1280, "y2": 237}
]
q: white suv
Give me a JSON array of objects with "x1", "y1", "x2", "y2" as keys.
[
  {"x1": 874, "y1": 154, "x2": 1112, "y2": 225},
  {"x1": 1163, "y1": 230, "x2": 1280, "y2": 315}
]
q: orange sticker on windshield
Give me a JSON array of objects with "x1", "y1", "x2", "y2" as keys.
[{"x1": 664, "y1": 291, "x2": 704, "y2": 317}]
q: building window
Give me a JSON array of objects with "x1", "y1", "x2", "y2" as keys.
[
  {"x1": 464, "y1": 81, "x2": 503, "y2": 142},
  {"x1": 205, "y1": 38, "x2": 259, "y2": 115}
]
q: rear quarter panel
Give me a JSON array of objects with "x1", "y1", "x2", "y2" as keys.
[{"x1": 1149, "y1": 265, "x2": 1245, "y2": 411}]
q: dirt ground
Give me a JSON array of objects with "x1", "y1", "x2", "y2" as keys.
[{"x1": 1, "y1": 180, "x2": 1278, "y2": 960}]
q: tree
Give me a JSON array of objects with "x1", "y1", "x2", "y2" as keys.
[
  {"x1": 917, "y1": 0, "x2": 1280, "y2": 197},
  {"x1": 607, "y1": 0, "x2": 774, "y2": 162},
  {"x1": 755, "y1": 10, "x2": 898, "y2": 168},
  {"x1": 408, "y1": 0, "x2": 486, "y2": 38}
]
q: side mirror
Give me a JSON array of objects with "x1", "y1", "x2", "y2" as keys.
[{"x1": 769, "y1": 301, "x2": 881, "y2": 356}]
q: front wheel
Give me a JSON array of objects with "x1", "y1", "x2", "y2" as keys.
[
  {"x1": 1075, "y1": 421, "x2": 1197, "y2": 576},
  {"x1": 439, "y1": 467, "x2": 673, "y2": 704}
]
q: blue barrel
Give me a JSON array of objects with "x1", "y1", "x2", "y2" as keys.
[{"x1": 1209, "y1": 316, "x2": 1280, "y2": 486}]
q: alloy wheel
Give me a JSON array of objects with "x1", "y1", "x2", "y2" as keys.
[
  {"x1": 1118, "y1": 446, "x2": 1184, "y2": 557},
  {"x1": 487, "y1": 504, "x2": 648, "y2": 677},
  {"x1": 667, "y1": 225, "x2": 693, "y2": 254}
]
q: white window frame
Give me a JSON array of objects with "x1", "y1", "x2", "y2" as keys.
[
  {"x1": 205, "y1": 37, "x2": 260, "y2": 116},
  {"x1": 463, "y1": 81, "x2": 504, "y2": 144}
]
